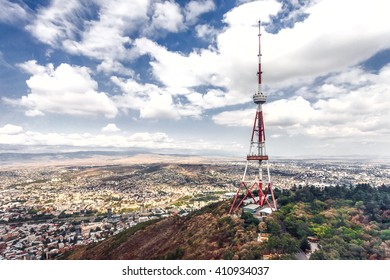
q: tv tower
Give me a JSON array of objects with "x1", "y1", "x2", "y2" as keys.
[{"x1": 229, "y1": 21, "x2": 277, "y2": 214}]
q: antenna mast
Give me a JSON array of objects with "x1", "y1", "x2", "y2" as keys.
[{"x1": 229, "y1": 20, "x2": 277, "y2": 214}]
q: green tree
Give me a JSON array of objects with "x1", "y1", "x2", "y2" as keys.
[
  {"x1": 241, "y1": 211, "x2": 259, "y2": 228},
  {"x1": 265, "y1": 217, "x2": 281, "y2": 235},
  {"x1": 380, "y1": 229, "x2": 390, "y2": 240},
  {"x1": 265, "y1": 233, "x2": 299, "y2": 254},
  {"x1": 300, "y1": 238, "x2": 311, "y2": 252},
  {"x1": 310, "y1": 224, "x2": 333, "y2": 239}
]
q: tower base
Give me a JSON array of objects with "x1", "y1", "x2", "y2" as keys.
[{"x1": 228, "y1": 178, "x2": 277, "y2": 215}]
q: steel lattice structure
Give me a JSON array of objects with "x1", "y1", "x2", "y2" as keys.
[{"x1": 229, "y1": 21, "x2": 277, "y2": 214}]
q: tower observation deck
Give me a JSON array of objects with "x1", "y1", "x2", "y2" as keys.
[{"x1": 229, "y1": 21, "x2": 277, "y2": 214}]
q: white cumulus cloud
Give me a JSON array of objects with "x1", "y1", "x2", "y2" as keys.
[
  {"x1": 264, "y1": 0, "x2": 390, "y2": 88},
  {"x1": 132, "y1": 0, "x2": 281, "y2": 109},
  {"x1": 185, "y1": 0, "x2": 216, "y2": 24},
  {"x1": 132, "y1": 0, "x2": 390, "y2": 112},
  {"x1": 150, "y1": 1, "x2": 184, "y2": 33},
  {"x1": 214, "y1": 64, "x2": 390, "y2": 145},
  {"x1": 101, "y1": 124, "x2": 120, "y2": 133},
  {"x1": 4, "y1": 61, "x2": 118, "y2": 118},
  {"x1": 112, "y1": 76, "x2": 202, "y2": 120},
  {"x1": 0, "y1": 124, "x2": 24, "y2": 135},
  {"x1": 26, "y1": 0, "x2": 149, "y2": 76},
  {"x1": 195, "y1": 24, "x2": 218, "y2": 40}
]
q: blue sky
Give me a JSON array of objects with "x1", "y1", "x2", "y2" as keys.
[{"x1": 0, "y1": 0, "x2": 389, "y2": 158}]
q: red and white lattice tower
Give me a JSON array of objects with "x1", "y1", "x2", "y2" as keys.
[{"x1": 229, "y1": 21, "x2": 277, "y2": 214}]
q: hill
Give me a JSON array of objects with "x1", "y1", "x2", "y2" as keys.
[
  {"x1": 62, "y1": 201, "x2": 267, "y2": 260},
  {"x1": 62, "y1": 184, "x2": 390, "y2": 260}
]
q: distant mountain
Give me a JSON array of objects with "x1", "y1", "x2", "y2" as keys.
[{"x1": 0, "y1": 150, "x2": 146, "y2": 165}]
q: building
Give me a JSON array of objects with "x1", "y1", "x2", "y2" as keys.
[{"x1": 243, "y1": 204, "x2": 260, "y2": 213}]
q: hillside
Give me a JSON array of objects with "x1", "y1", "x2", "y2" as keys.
[
  {"x1": 63, "y1": 184, "x2": 390, "y2": 260},
  {"x1": 63, "y1": 201, "x2": 265, "y2": 260}
]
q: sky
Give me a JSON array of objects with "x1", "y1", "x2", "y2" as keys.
[{"x1": 0, "y1": 0, "x2": 390, "y2": 158}]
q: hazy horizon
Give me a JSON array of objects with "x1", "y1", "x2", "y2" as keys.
[{"x1": 1, "y1": 149, "x2": 389, "y2": 167}]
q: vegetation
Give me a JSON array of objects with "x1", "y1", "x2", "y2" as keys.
[
  {"x1": 271, "y1": 183, "x2": 390, "y2": 259},
  {"x1": 63, "y1": 183, "x2": 390, "y2": 260}
]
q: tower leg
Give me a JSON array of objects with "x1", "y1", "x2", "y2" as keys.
[
  {"x1": 229, "y1": 182, "x2": 243, "y2": 214},
  {"x1": 234, "y1": 182, "x2": 257, "y2": 212}
]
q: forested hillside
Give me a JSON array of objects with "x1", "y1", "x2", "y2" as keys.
[
  {"x1": 63, "y1": 184, "x2": 390, "y2": 260},
  {"x1": 273, "y1": 184, "x2": 390, "y2": 259}
]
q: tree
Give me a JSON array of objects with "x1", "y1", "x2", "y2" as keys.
[
  {"x1": 241, "y1": 211, "x2": 259, "y2": 228},
  {"x1": 300, "y1": 238, "x2": 311, "y2": 252},
  {"x1": 258, "y1": 222, "x2": 267, "y2": 232},
  {"x1": 310, "y1": 225, "x2": 333, "y2": 239},
  {"x1": 265, "y1": 217, "x2": 281, "y2": 235},
  {"x1": 380, "y1": 229, "x2": 390, "y2": 241},
  {"x1": 310, "y1": 250, "x2": 326, "y2": 260},
  {"x1": 265, "y1": 233, "x2": 299, "y2": 254},
  {"x1": 348, "y1": 243, "x2": 366, "y2": 259}
]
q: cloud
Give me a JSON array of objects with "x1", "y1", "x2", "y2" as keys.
[
  {"x1": 117, "y1": 0, "x2": 390, "y2": 154},
  {"x1": 0, "y1": 129, "x2": 172, "y2": 149},
  {"x1": 195, "y1": 24, "x2": 218, "y2": 41},
  {"x1": 0, "y1": 127, "x2": 243, "y2": 154},
  {"x1": 0, "y1": 51, "x2": 13, "y2": 69},
  {"x1": 139, "y1": 92, "x2": 180, "y2": 119},
  {"x1": 25, "y1": 0, "x2": 84, "y2": 46},
  {"x1": 18, "y1": 59, "x2": 51, "y2": 75},
  {"x1": 214, "y1": 96, "x2": 317, "y2": 128},
  {"x1": 214, "y1": 64, "x2": 390, "y2": 143},
  {"x1": 186, "y1": 89, "x2": 236, "y2": 110},
  {"x1": 134, "y1": 37, "x2": 217, "y2": 88},
  {"x1": 308, "y1": 68, "x2": 390, "y2": 139},
  {"x1": 26, "y1": 0, "x2": 149, "y2": 76},
  {"x1": 112, "y1": 76, "x2": 202, "y2": 120},
  {"x1": 61, "y1": 0, "x2": 149, "y2": 77},
  {"x1": 24, "y1": 0, "x2": 390, "y2": 89},
  {"x1": 4, "y1": 0, "x2": 390, "y2": 157},
  {"x1": 5, "y1": 61, "x2": 117, "y2": 118},
  {"x1": 0, "y1": 0, "x2": 30, "y2": 24},
  {"x1": 24, "y1": 0, "x2": 213, "y2": 77},
  {"x1": 263, "y1": 0, "x2": 390, "y2": 88},
  {"x1": 223, "y1": 0, "x2": 280, "y2": 27},
  {"x1": 133, "y1": 36, "x2": 255, "y2": 110},
  {"x1": 62, "y1": 0, "x2": 148, "y2": 59},
  {"x1": 212, "y1": 108, "x2": 253, "y2": 127},
  {"x1": 96, "y1": 59, "x2": 135, "y2": 76},
  {"x1": 101, "y1": 124, "x2": 120, "y2": 133},
  {"x1": 150, "y1": 1, "x2": 184, "y2": 33},
  {"x1": 185, "y1": 0, "x2": 216, "y2": 24},
  {"x1": 132, "y1": 0, "x2": 281, "y2": 108},
  {"x1": 132, "y1": 0, "x2": 390, "y2": 112},
  {"x1": 266, "y1": 0, "x2": 316, "y2": 33},
  {"x1": 127, "y1": 132, "x2": 171, "y2": 143},
  {"x1": 0, "y1": 124, "x2": 23, "y2": 135},
  {"x1": 265, "y1": 97, "x2": 318, "y2": 127}
]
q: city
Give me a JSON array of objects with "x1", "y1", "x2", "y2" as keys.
[{"x1": 1, "y1": 154, "x2": 389, "y2": 260}]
